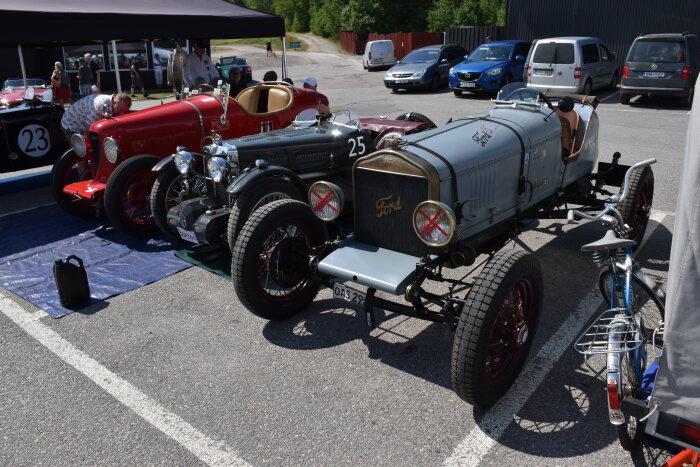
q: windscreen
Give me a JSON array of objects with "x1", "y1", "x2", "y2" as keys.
[
  {"x1": 219, "y1": 57, "x2": 238, "y2": 65},
  {"x1": 532, "y1": 43, "x2": 575, "y2": 64},
  {"x1": 468, "y1": 45, "x2": 512, "y2": 61},
  {"x1": 3, "y1": 78, "x2": 45, "y2": 90},
  {"x1": 628, "y1": 39, "x2": 685, "y2": 63},
  {"x1": 402, "y1": 49, "x2": 439, "y2": 63}
]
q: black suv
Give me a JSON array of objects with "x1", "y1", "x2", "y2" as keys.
[{"x1": 621, "y1": 33, "x2": 699, "y2": 106}]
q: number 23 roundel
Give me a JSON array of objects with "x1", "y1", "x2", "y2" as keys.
[{"x1": 17, "y1": 124, "x2": 51, "y2": 157}]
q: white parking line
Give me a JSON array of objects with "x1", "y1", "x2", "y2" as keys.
[
  {"x1": 598, "y1": 91, "x2": 618, "y2": 103},
  {"x1": 0, "y1": 293, "x2": 249, "y2": 467},
  {"x1": 444, "y1": 212, "x2": 668, "y2": 466}
]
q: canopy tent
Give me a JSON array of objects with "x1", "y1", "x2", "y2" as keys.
[{"x1": 0, "y1": 0, "x2": 289, "y2": 89}]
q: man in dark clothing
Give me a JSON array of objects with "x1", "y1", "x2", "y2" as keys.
[
  {"x1": 85, "y1": 53, "x2": 100, "y2": 90},
  {"x1": 77, "y1": 57, "x2": 93, "y2": 97},
  {"x1": 228, "y1": 67, "x2": 247, "y2": 96},
  {"x1": 130, "y1": 56, "x2": 147, "y2": 98}
]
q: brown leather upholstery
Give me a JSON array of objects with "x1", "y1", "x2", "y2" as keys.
[
  {"x1": 556, "y1": 107, "x2": 581, "y2": 159},
  {"x1": 235, "y1": 85, "x2": 294, "y2": 116}
]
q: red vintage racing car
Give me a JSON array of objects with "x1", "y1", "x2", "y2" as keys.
[{"x1": 50, "y1": 83, "x2": 330, "y2": 235}]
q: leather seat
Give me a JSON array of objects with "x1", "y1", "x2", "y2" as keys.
[{"x1": 235, "y1": 85, "x2": 294, "y2": 116}]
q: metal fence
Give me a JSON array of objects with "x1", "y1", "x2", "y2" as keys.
[
  {"x1": 338, "y1": 31, "x2": 442, "y2": 59},
  {"x1": 445, "y1": 26, "x2": 506, "y2": 52}
]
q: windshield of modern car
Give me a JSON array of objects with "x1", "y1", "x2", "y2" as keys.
[
  {"x1": 629, "y1": 39, "x2": 685, "y2": 63},
  {"x1": 495, "y1": 82, "x2": 540, "y2": 102},
  {"x1": 401, "y1": 49, "x2": 439, "y2": 64},
  {"x1": 468, "y1": 45, "x2": 512, "y2": 62},
  {"x1": 3, "y1": 78, "x2": 45, "y2": 90}
]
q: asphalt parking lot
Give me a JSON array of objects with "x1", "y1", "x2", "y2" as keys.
[{"x1": 0, "y1": 42, "x2": 690, "y2": 466}]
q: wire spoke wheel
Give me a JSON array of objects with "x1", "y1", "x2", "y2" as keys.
[{"x1": 50, "y1": 149, "x2": 99, "y2": 218}]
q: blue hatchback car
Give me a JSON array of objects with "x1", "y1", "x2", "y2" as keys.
[{"x1": 449, "y1": 40, "x2": 531, "y2": 96}]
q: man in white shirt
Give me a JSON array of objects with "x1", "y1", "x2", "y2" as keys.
[{"x1": 184, "y1": 40, "x2": 220, "y2": 87}]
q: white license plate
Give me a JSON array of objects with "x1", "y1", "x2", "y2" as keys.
[
  {"x1": 395, "y1": 79, "x2": 409, "y2": 83},
  {"x1": 333, "y1": 283, "x2": 366, "y2": 305},
  {"x1": 177, "y1": 227, "x2": 198, "y2": 243},
  {"x1": 534, "y1": 69, "x2": 551, "y2": 76},
  {"x1": 644, "y1": 71, "x2": 665, "y2": 78},
  {"x1": 461, "y1": 82, "x2": 476, "y2": 88}
]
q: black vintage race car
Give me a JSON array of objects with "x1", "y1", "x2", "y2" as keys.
[
  {"x1": 149, "y1": 111, "x2": 435, "y2": 249},
  {"x1": 0, "y1": 88, "x2": 67, "y2": 173}
]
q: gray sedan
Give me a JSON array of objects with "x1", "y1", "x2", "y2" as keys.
[{"x1": 384, "y1": 44, "x2": 467, "y2": 92}]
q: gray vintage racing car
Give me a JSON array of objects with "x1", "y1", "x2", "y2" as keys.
[
  {"x1": 229, "y1": 83, "x2": 655, "y2": 407},
  {"x1": 150, "y1": 111, "x2": 435, "y2": 249}
]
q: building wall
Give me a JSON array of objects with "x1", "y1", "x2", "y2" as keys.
[{"x1": 506, "y1": 0, "x2": 700, "y2": 68}]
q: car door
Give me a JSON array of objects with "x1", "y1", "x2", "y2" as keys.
[
  {"x1": 437, "y1": 48, "x2": 452, "y2": 80},
  {"x1": 598, "y1": 43, "x2": 617, "y2": 85},
  {"x1": 512, "y1": 42, "x2": 531, "y2": 82},
  {"x1": 581, "y1": 43, "x2": 602, "y2": 89}
]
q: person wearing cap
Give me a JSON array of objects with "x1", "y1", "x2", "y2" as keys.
[
  {"x1": 130, "y1": 55, "x2": 147, "y2": 98},
  {"x1": 50, "y1": 61, "x2": 72, "y2": 107},
  {"x1": 85, "y1": 53, "x2": 100, "y2": 90},
  {"x1": 77, "y1": 56, "x2": 93, "y2": 97},
  {"x1": 301, "y1": 77, "x2": 317, "y2": 90},
  {"x1": 184, "y1": 40, "x2": 220, "y2": 87}
]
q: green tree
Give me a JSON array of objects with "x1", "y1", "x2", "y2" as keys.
[
  {"x1": 309, "y1": 0, "x2": 343, "y2": 38},
  {"x1": 274, "y1": 0, "x2": 311, "y2": 32},
  {"x1": 338, "y1": 0, "x2": 380, "y2": 37}
]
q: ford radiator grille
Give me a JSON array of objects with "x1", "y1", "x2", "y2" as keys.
[
  {"x1": 88, "y1": 132, "x2": 100, "y2": 172},
  {"x1": 354, "y1": 168, "x2": 429, "y2": 257}
]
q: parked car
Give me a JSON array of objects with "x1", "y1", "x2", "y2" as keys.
[
  {"x1": 526, "y1": 37, "x2": 619, "y2": 95},
  {"x1": 362, "y1": 40, "x2": 396, "y2": 71},
  {"x1": 150, "y1": 111, "x2": 435, "y2": 249},
  {"x1": 215, "y1": 56, "x2": 253, "y2": 83},
  {"x1": 449, "y1": 40, "x2": 531, "y2": 96},
  {"x1": 384, "y1": 44, "x2": 468, "y2": 92},
  {"x1": 0, "y1": 87, "x2": 67, "y2": 173},
  {"x1": 1, "y1": 78, "x2": 52, "y2": 110},
  {"x1": 620, "y1": 32, "x2": 699, "y2": 106},
  {"x1": 230, "y1": 83, "x2": 655, "y2": 407},
  {"x1": 50, "y1": 83, "x2": 330, "y2": 236}
]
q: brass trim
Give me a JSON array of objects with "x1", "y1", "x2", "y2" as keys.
[
  {"x1": 412, "y1": 201, "x2": 456, "y2": 248},
  {"x1": 308, "y1": 181, "x2": 344, "y2": 221}
]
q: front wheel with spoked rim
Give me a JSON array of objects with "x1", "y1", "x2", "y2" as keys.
[
  {"x1": 150, "y1": 163, "x2": 208, "y2": 239},
  {"x1": 616, "y1": 349, "x2": 645, "y2": 451},
  {"x1": 232, "y1": 199, "x2": 328, "y2": 320},
  {"x1": 451, "y1": 248, "x2": 543, "y2": 407}
]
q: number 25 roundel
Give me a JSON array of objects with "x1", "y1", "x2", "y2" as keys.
[{"x1": 18, "y1": 124, "x2": 51, "y2": 157}]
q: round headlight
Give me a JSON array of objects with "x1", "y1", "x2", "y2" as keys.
[
  {"x1": 70, "y1": 133, "x2": 87, "y2": 157},
  {"x1": 103, "y1": 137, "x2": 120, "y2": 163},
  {"x1": 207, "y1": 156, "x2": 228, "y2": 183},
  {"x1": 173, "y1": 150, "x2": 193, "y2": 175},
  {"x1": 487, "y1": 67, "x2": 503, "y2": 76},
  {"x1": 308, "y1": 181, "x2": 344, "y2": 221},
  {"x1": 413, "y1": 201, "x2": 456, "y2": 247}
]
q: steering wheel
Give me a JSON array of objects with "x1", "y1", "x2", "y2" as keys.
[{"x1": 196, "y1": 83, "x2": 216, "y2": 92}]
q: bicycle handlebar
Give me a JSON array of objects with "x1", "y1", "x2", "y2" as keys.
[{"x1": 568, "y1": 158, "x2": 656, "y2": 229}]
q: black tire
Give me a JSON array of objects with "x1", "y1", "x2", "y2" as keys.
[
  {"x1": 149, "y1": 163, "x2": 207, "y2": 239},
  {"x1": 453, "y1": 89, "x2": 463, "y2": 97},
  {"x1": 430, "y1": 74, "x2": 440, "y2": 91},
  {"x1": 104, "y1": 154, "x2": 160, "y2": 237},
  {"x1": 618, "y1": 165, "x2": 654, "y2": 245},
  {"x1": 616, "y1": 351, "x2": 645, "y2": 451},
  {"x1": 50, "y1": 148, "x2": 99, "y2": 218},
  {"x1": 582, "y1": 80, "x2": 592, "y2": 96},
  {"x1": 451, "y1": 249, "x2": 543, "y2": 407},
  {"x1": 232, "y1": 199, "x2": 328, "y2": 320},
  {"x1": 395, "y1": 111, "x2": 437, "y2": 130},
  {"x1": 226, "y1": 178, "x2": 303, "y2": 251},
  {"x1": 620, "y1": 94, "x2": 631, "y2": 105},
  {"x1": 609, "y1": 72, "x2": 619, "y2": 91}
]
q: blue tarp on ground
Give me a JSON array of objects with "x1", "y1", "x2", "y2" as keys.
[{"x1": 0, "y1": 204, "x2": 191, "y2": 318}]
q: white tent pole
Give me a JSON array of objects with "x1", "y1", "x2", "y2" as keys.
[
  {"x1": 18, "y1": 45, "x2": 27, "y2": 87},
  {"x1": 281, "y1": 36, "x2": 287, "y2": 78},
  {"x1": 111, "y1": 40, "x2": 122, "y2": 93}
]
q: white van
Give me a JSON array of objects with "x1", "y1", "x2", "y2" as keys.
[
  {"x1": 362, "y1": 40, "x2": 396, "y2": 71},
  {"x1": 526, "y1": 37, "x2": 618, "y2": 95}
]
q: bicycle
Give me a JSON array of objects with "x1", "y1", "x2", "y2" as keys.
[{"x1": 570, "y1": 158, "x2": 666, "y2": 451}]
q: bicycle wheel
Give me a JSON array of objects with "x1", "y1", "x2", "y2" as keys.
[{"x1": 616, "y1": 349, "x2": 644, "y2": 451}]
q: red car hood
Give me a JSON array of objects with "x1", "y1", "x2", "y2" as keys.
[{"x1": 0, "y1": 87, "x2": 50, "y2": 108}]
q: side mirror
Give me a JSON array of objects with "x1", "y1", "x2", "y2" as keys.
[
  {"x1": 440, "y1": 58, "x2": 448, "y2": 63},
  {"x1": 515, "y1": 55, "x2": 524, "y2": 62},
  {"x1": 463, "y1": 54, "x2": 469, "y2": 60}
]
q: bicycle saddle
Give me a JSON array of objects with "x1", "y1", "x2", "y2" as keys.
[{"x1": 581, "y1": 229, "x2": 637, "y2": 252}]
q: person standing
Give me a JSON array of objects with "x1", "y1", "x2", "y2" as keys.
[
  {"x1": 77, "y1": 57, "x2": 93, "y2": 97},
  {"x1": 50, "y1": 61, "x2": 72, "y2": 107},
  {"x1": 85, "y1": 53, "x2": 100, "y2": 91},
  {"x1": 266, "y1": 40, "x2": 272, "y2": 57},
  {"x1": 130, "y1": 56, "x2": 147, "y2": 98},
  {"x1": 153, "y1": 53, "x2": 164, "y2": 89},
  {"x1": 183, "y1": 40, "x2": 219, "y2": 87},
  {"x1": 228, "y1": 67, "x2": 247, "y2": 96}
]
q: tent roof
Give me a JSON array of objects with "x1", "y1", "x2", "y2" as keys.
[{"x1": 0, "y1": 0, "x2": 285, "y2": 45}]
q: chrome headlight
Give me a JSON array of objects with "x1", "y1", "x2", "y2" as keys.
[
  {"x1": 103, "y1": 137, "x2": 120, "y2": 163},
  {"x1": 223, "y1": 142, "x2": 238, "y2": 162},
  {"x1": 412, "y1": 70, "x2": 425, "y2": 78},
  {"x1": 308, "y1": 181, "x2": 344, "y2": 221},
  {"x1": 173, "y1": 150, "x2": 194, "y2": 174},
  {"x1": 413, "y1": 201, "x2": 456, "y2": 247},
  {"x1": 207, "y1": 157, "x2": 228, "y2": 183},
  {"x1": 384, "y1": 71, "x2": 392, "y2": 79},
  {"x1": 70, "y1": 133, "x2": 87, "y2": 157},
  {"x1": 449, "y1": 67, "x2": 455, "y2": 75},
  {"x1": 486, "y1": 67, "x2": 503, "y2": 76}
]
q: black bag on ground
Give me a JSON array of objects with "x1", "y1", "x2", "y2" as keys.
[{"x1": 53, "y1": 255, "x2": 90, "y2": 308}]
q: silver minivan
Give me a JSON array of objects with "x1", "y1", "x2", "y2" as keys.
[
  {"x1": 526, "y1": 37, "x2": 618, "y2": 95},
  {"x1": 362, "y1": 40, "x2": 396, "y2": 71}
]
